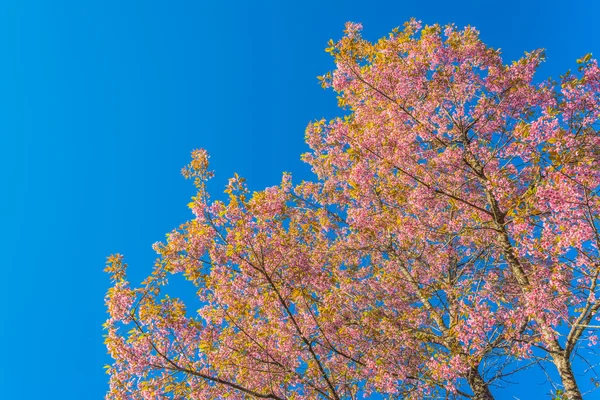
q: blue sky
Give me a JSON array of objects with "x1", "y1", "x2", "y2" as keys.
[{"x1": 1, "y1": 1, "x2": 598, "y2": 398}]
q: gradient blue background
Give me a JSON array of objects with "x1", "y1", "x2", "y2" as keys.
[{"x1": 1, "y1": 1, "x2": 598, "y2": 398}]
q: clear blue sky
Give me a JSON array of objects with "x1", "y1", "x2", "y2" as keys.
[{"x1": 1, "y1": 1, "x2": 598, "y2": 398}]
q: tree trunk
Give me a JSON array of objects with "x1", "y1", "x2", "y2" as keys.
[
  {"x1": 467, "y1": 366, "x2": 494, "y2": 400},
  {"x1": 553, "y1": 354, "x2": 583, "y2": 400},
  {"x1": 462, "y1": 137, "x2": 584, "y2": 399},
  {"x1": 479, "y1": 180, "x2": 583, "y2": 400}
]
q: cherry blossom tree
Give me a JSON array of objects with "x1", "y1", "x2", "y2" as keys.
[{"x1": 105, "y1": 21, "x2": 600, "y2": 399}]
